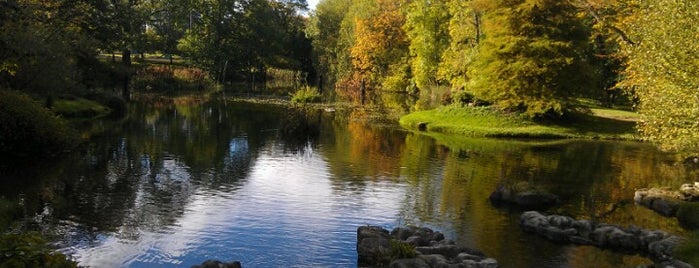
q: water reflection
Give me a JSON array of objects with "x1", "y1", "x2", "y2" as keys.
[{"x1": 0, "y1": 96, "x2": 697, "y2": 267}]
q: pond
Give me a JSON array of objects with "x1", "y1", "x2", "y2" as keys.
[{"x1": 0, "y1": 95, "x2": 696, "y2": 267}]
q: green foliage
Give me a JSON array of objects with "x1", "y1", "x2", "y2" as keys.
[
  {"x1": 291, "y1": 86, "x2": 322, "y2": 104},
  {"x1": 676, "y1": 202, "x2": 699, "y2": 230},
  {"x1": 389, "y1": 240, "x2": 416, "y2": 260},
  {"x1": 467, "y1": 0, "x2": 595, "y2": 118},
  {"x1": 0, "y1": 199, "x2": 22, "y2": 230},
  {"x1": 404, "y1": 0, "x2": 450, "y2": 90},
  {"x1": 674, "y1": 231, "x2": 699, "y2": 267},
  {"x1": 617, "y1": 0, "x2": 699, "y2": 155},
  {"x1": 437, "y1": 0, "x2": 481, "y2": 91},
  {"x1": 0, "y1": 90, "x2": 79, "y2": 158},
  {"x1": 0, "y1": 232, "x2": 77, "y2": 268},
  {"x1": 306, "y1": 0, "x2": 352, "y2": 86}
]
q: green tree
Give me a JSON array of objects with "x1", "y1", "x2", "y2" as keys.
[
  {"x1": 437, "y1": 0, "x2": 483, "y2": 101},
  {"x1": 306, "y1": 0, "x2": 352, "y2": 87},
  {"x1": 616, "y1": 0, "x2": 699, "y2": 154},
  {"x1": 403, "y1": 0, "x2": 450, "y2": 90},
  {"x1": 467, "y1": 0, "x2": 595, "y2": 118},
  {"x1": 0, "y1": 0, "x2": 100, "y2": 94}
]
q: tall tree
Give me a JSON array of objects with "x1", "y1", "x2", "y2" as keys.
[
  {"x1": 437, "y1": 0, "x2": 483, "y2": 99},
  {"x1": 306, "y1": 0, "x2": 352, "y2": 87},
  {"x1": 347, "y1": 0, "x2": 409, "y2": 92},
  {"x1": 403, "y1": 0, "x2": 450, "y2": 90},
  {"x1": 616, "y1": 0, "x2": 699, "y2": 154},
  {"x1": 467, "y1": 0, "x2": 595, "y2": 118}
]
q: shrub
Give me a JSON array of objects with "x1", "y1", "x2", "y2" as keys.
[
  {"x1": 674, "y1": 231, "x2": 699, "y2": 267},
  {"x1": 0, "y1": 89, "x2": 79, "y2": 158},
  {"x1": 133, "y1": 65, "x2": 213, "y2": 92},
  {"x1": 0, "y1": 232, "x2": 77, "y2": 268},
  {"x1": 290, "y1": 86, "x2": 322, "y2": 104},
  {"x1": 677, "y1": 202, "x2": 699, "y2": 230}
]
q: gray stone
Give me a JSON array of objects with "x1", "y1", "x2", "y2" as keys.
[
  {"x1": 191, "y1": 260, "x2": 242, "y2": 268},
  {"x1": 391, "y1": 258, "x2": 430, "y2": 268},
  {"x1": 519, "y1": 211, "x2": 683, "y2": 262},
  {"x1": 359, "y1": 226, "x2": 497, "y2": 268}
]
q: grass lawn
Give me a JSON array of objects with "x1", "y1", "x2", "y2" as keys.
[{"x1": 399, "y1": 105, "x2": 641, "y2": 140}]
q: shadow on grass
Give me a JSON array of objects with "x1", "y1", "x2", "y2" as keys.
[{"x1": 543, "y1": 112, "x2": 638, "y2": 139}]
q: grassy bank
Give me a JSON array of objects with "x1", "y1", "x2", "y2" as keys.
[{"x1": 399, "y1": 105, "x2": 640, "y2": 140}]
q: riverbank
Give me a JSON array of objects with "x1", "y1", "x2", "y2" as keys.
[{"x1": 399, "y1": 105, "x2": 640, "y2": 140}]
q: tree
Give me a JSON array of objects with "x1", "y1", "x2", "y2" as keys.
[
  {"x1": 403, "y1": 0, "x2": 450, "y2": 90},
  {"x1": 306, "y1": 0, "x2": 352, "y2": 87},
  {"x1": 437, "y1": 0, "x2": 483, "y2": 100},
  {"x1": 0, "y1": 0, "x2": 100, "y2": 95},
  {"x1": 345, "y1": 0, "x2": 409, "y2": 95},
  {"x1": 616, "y1": 0, "x2": 699, "y2": 154},
  {"x1": 467, "y1": 0, "x2": 595, "y2": 118}
]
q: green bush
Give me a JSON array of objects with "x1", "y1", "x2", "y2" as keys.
[
  {"x1": 677, "y1": 202, "x2": 699, "y2": 230},
  {"x1": 674, "y1": 231, "x2": 699, "y2": 267},
  {"x1": 0, "y1": 232, "x2": 77, "y2": 268},
  {"x1": 290, "y1": 86, "x2": 322, "y2": 103},
  {"x1": 0, "y1": 89, "x2": 79, "y2": 158}
]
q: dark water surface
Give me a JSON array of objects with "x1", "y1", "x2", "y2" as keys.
[{"x1": 1, "y1": 96, "x2": 696, "y2": 267}]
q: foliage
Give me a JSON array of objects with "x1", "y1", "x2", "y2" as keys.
[
  {"x1": 132, "y1": 65, "x2": 213, "y2": 92},
  {"x1": 437, "y1": 0, "x2": 482, "y2": 94},
  {"x1": 674, "y1": 231, "x2": 699, "y2": 267},
  {"x1": 616, "y1": 0, "x2": 699, "y2": 155},
  {"x1": 389, "y1": 240, "x2": 416, "y2": 260},
  {"x1": 0, "y1": 0, "x2": 97, "y2": 94},
  {"x1": 467, "y1": 0, "x2": 595, "y2": 118},
  {"x1": 290, "y1": 86, "x2": 322, "y2": 104},
  {"x1": 0, "y1": 90, "x2": 79, "y2": 158},
  {"x1": 0, "y1": 232, "x2": 77, "y2": 268},
  {"x1": 403, "y1": 0, "x2": 450, "y2": 90},
  {"x1": 306, "y1": 0, "x2": 352, "y2": 87},
  {"x1": 676, "y1": 202, "x2": 699, "y2": 230},
  {"x1": 348, "y1": 0, "x2": 409, "y2": 91},
  {"x1": 178, "y1": 0, "x2": 311, "y2": 83},
  {"x1": 0, "y1": 199, "x2": 22, "y2": 230}
]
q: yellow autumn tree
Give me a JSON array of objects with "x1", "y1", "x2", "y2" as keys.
[{"x1": 347, "y1": 0, "x2": 409, "y2": 93}]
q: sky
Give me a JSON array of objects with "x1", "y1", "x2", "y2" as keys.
[{"x1": 308, "y1": 0, "x2": 319, "y2": 10}]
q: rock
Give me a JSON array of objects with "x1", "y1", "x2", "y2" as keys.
[
  {"x1": 418, "y1": 122, "x2": 429, "y2": 131},
  {"x1": 490, "y1": 184, "x2": 558, "y2": 209},
  {"x1": 391, "y1": 258, "x2": 430, "y2": 268},
  {"x1": 635, "y1": 185, "x2": 699, "y2": 217},
  {"x1": 679, "y1": 182, "x2": 699, "y2": 201},
  {"x1": 357, "y1": 226, "x2": 393, "y2": 266},
  {"x1": 358, "y1": 226, "x2": 498, "y2": 268},
  {"x1": 191, "y1": 260, "x2": 242, "y2": 268},
  {"x1": 519, "y1": 211, "x2": 683, "y2": 262}
]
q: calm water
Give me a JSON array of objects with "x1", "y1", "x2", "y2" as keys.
[{"x1": 1, "y1": 96, "x2": 697, "y2": 267}]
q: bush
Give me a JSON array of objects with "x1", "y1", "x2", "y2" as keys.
[
  {"x1": 290, "y1": 86, "x2": 322, "y2": 103},
  {"x1": 0, "y1": 232, "x2": 77, "y2": 268},
  {"x1": 0, "y1": 89, "x2": 79, "y2": 158},
  {"x1": 133, "y1": 65, "x2": 213, "y2": 92},
  {"x1": 674, "y1": 231, "x2": 699, "y2": 267},
  {"x1": 677, "y1": 202, "x2": 699, "y2": 230}
]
